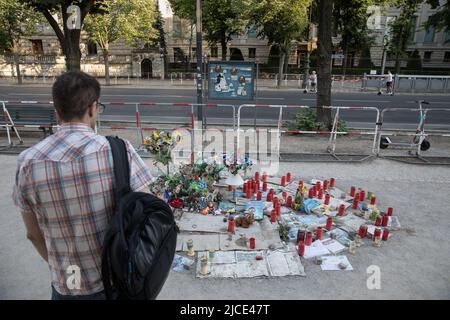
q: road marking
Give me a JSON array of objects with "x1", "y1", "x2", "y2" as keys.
[
  {"x1": 257, "y1": 97, "x2": 285, "y2": 100},
  {"x1": 298, "y1": 98, "x2": 390, "y2": 103}
]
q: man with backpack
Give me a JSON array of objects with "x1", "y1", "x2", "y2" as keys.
[{"x1": 12, "y1": 71, "x2": 157, "y2": 299}]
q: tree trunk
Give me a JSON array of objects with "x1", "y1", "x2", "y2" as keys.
[
  {"x1": 61, "y1": 5, "x2": 82, "y2": 71},
  {"x1": 103, "y1": 51, "x2": 110, "y2": 86},
  {"x1": 188, "y1": 27, "x2": 192, "y2": 71},
  {"x1": 13, "y1": 51, "x2": 22, "y2": 85},
  {"x1": 283, "y1": 50, "x2": 289, "y2": 76},
  {"x1": 394, "y1": 25, "x2": 403, "y2": 75},
  {"x1": 316, "y1": 0, "x2": 333, "y2": 130},
  {"x1": 342, "y1": 39, "x2": 348, "y2": 81},
  {"x1": 277, "y1": 49, "x2": 286, "y2": 89},
  {"x1": 221, "y1": 36, "x2": 227, "y2": 61}
]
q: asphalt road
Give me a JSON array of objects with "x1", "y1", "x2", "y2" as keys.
[{"x1": 1, "y1": 85, "x2": 449, "y2": 129}]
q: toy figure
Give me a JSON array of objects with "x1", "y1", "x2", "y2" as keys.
[
  {"x1": 235, "y1": 212, "x2": 255, "y2": 228},
  {"x1": 292, "y1": 187, "x2": 304, "y2": 211},
  {"x1": 201, "y1": 201, "x2": 215, "y2": 215}
]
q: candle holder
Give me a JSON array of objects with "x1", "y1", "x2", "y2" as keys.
[{"x1": 225, "y1": 173, "x2": 244, "y2": 203}]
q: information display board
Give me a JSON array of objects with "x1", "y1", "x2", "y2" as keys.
[{"x1": 207, "y1": 61, "x2": 255, "y2": 100}]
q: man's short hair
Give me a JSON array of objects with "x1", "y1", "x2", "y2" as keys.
[{"x1": 52, "y1": 71, "x2": 101, "y2": 121}]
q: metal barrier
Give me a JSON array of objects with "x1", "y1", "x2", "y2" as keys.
[
  {"x1": 0, "y1": 100, "x2": 58, "y2": 147},
  {"x1": 236, "y1": 104, "x2": 382, "y2": 161},
  {"x1": 327, "y1": 106, "x2": 381, "y2": 156},
  {"x1": 98, "y1": 102, "x2": 237, "y2": 163},
  {"x1": 395, "y1": 75, "x2": 450, "y2": 93},
  {"x1": 1, "y1": 101, "x2": 23, "y2": 148},
  {"x1": 361, "y1": 74, "x2": 390, "y2": 92}
]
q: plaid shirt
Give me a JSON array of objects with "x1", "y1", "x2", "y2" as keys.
[{"x1": 12, "y1": 123, "x2": 154, "y2": 296}]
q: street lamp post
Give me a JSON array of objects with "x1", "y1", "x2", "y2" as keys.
[
  {"x1": 196, "y1": 0, "x2": 203, "y2": 125},
  {"x1": 302, "y1": 5, "x2": 313, "y2": 90}
]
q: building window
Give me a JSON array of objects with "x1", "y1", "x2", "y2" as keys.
[
  {"x1": 31, "y1": 39, "x2": 43, "y2": 55},
  {"x1": 423, "y1": 51, "x2": 432, "y2": 62},
  {"x1": 444, "y1": 52, "x2": 450, "y2": 62},
  {"x1": 87, "y1": 41, "x2": 97, "y2": 55},
  {"x1": 172, "y1": 16, "x2": 182, "y2": 38},
  {"x1": 173, "y1": 47, "x2": 185, "y2": 63},
  {"x1": 210, "y1": 47, "x2": 218, "y2": 58},
  {"x1": 407, "y1": 16, "x2": 417, "y2": 43},
  {"x1": 248, "y1": 48, "x2": 256, "y2": 58},
  {"x1": 424, "y1": 26, "x2": 435, "y2": 43},
  {"x1": 247, "y1": 24, "x2": 257, "y2": 38},
  {"x1": 444, "y1": 29, "x2": 450, "y2": 43}
]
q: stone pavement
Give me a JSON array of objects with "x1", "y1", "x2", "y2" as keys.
[{"x1": 1, "y1": 152, "x2": 449, "y2": 300}]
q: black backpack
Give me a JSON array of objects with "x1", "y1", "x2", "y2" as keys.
[{"x1": 102, "y1": 136, "x2": 178, "y2": 300}]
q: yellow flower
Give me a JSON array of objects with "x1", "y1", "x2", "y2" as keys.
[{"x1": 152, "y1": 131, "x2": 159, "y2": 140}]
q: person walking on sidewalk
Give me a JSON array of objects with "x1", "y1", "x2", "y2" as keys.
[
  {"x1": 303, "y1": 70, "x2": 317, "y2": 93},
  {"x1": 385, "y1": 70, "x2": 393, "y2": 95},
  {"x1": 12, "y1": 71, "x2": 154, "y2": 300}
]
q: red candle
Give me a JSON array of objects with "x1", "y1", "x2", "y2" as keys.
[
  {"x1": 330, "y1": 178, "x2": 335, "y2": 188},
  {"x1": 249, "y1": 237, "x2": 256, "y2": 249},
  {"x1": 350, "y1": 186, "x2": 356, "y2": 197},
  {"x1": 256, "y1": 180, "x2": 260, "y2": 192},
  {"x1": 227, "y1": 217, "x2": 235, "y2": 233},
  {"x1": 323, "y1": 180, "x2": 328, "y2": 190},
  {"x1": 298, "y1": 180, "x2": 303, "y2": 188},
  {"x1": 282, "y1": 191, "x2": 287, "y2": 199},
  {"x1": 297, "y1": 241, "x2": 305, "y2": 256},
  {"x1": 375, "y1": 216, "x2": 382, "y2": 226},
  {"x1": 316, "y1": 227, "x2": 323, "y2": 240},
  {"x1": 246, "y1": 188, "x2": 252, "y2": 199},
  {"x1": 286, "y1": 195, "x2": 292, "y2": 207},
  {"x1": 382, "y1": 229, "x2": 389, "y2": 241},
  {"x1": 373, "y1": 227, "x2": 382, "y2": 241},
  {"x1": 267, "y1": 192, "x2": 273, "y2": 202},
  {"x1": 326, "y1": 217, "x2": 333, "y2": 231},
  {"x1": 273, "y1": 197, "x2": 279, "y2": 207},
  {"x1": 382, "y1": 214, "x2": 389, "y2": 227},
  {"x1": 338, "y1": 204, "x2": 346, "y2": 216},
  {"x1": 255, "y1": 172, "x2": 260, "y2": 181},
  {"x1": 305, "y1": 232, "x2": 313, "y2": 246},
  {"x1": 324, "y1": 194, "x2": 330, "y2": 205},
  {"x1": 286, "y1": 172, "x2": 291, "y2": 182},
  {"x1": 275, "y1": 202, "x2": 281, "y2": 215},
  {"x1": 387, "y1": 207, "x2": 393, "y2": 216},
  {"x1": 352, "y1": 197, "x2": 359, "y2": 209},
  {"x1": 252, "y1": 181, "x2": 257, "y2": 193},
  {"x1": 318, "y1": 189, "x2": 324, "y2": 200},
  {"x1": 297, "y1": 229, "x2": 306, "y2": 243},
  {"x1": 243, "y1": 182, "x2": 248, "y2": 193},
  {"x1": 359, "y1": 190, "x2": 366, "y2": 202},
  {"x1": 308, "y1": 188, "x2": 314, "y2": 198},
  {"x1": 316, "y1": 181, "x2": 321, "y2": 190},
  {"x1": 228, "y1": 185, "x2": 233, "y2": 192},
  {"x1": 281, "y1": 176, "x2": 286, "y2": 186},
  {"x1": 262, "y1": 172, "x2": 267, "y2": 182},
  {"x1": 256, "y1": 192, "x2": 262, "y2": 201},
  {"x1": 270, "y1": 210, "x2": 277, "y2": 222},
  {"x1": 270, "y1": 188, "x2": 274, "y2": 195},
  {"x1": 358, "y1": 225, "x2": 367, "y2": 238},
  {"x1": 262, "y1": 182, "x2": 268, "y2": 192},
  {"x1": 370, "y1": 196, "x2": 376, "y2": 205}
]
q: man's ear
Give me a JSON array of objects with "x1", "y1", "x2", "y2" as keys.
[
  {"x1": 87, "y1": 102, "x2": 96, "y2": 118},
  {"x1": 55, "y1": 110, "x2": 61, "y2": 123}
]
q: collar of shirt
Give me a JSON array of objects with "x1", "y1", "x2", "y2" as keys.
[{"x1": 57, "y1": 122, "x2": 95, "y2": 134}]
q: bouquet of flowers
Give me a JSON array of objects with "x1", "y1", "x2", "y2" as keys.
[
  {"x1": 149, "y1": 161, "x2": 224, "y2": 211},
  {"x1": 143, "y1": 130, "x2": 181, "y2": 166},
  {"x1": 222, "y1": 154, "x2": 252, "y2": 176}
]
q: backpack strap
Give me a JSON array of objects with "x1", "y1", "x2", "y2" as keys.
[{"x1": 106, "y1": 136, "x2": 131, "y2": 199}]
